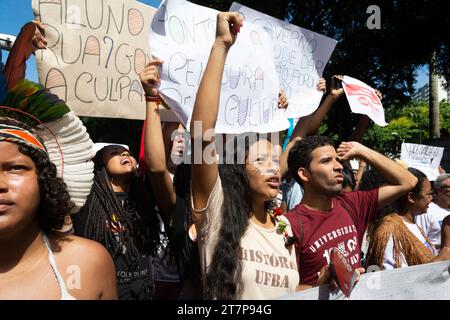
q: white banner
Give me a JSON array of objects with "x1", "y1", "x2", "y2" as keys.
[
  {"x1": 342, "y1": 75, "x2": 387, "y2": 126},
  {"x1": 401, "y1": 142, "x2": 444, "y2": 181},
  {"x1": 280, "y1": 261, "x2": 450, "y2": 300},
  {"x1": 230, "y1": 2, "x2": 337, "y2": 118},
  {"x1": 150, "y1": 0, "x2": 289, "y2": 134},
  {"x1": 32, "y1": 0, "x2": 156, "y2": 120}
]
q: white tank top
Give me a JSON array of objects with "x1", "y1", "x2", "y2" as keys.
[{"x1": 43, "y1": 235, "x2": 76, "y2": 300}]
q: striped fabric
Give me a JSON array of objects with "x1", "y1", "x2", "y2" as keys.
[{"x1": 0, "y1": 123, "x2": 47, "y2": 153}]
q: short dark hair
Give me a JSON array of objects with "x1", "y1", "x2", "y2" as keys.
[
  {"x1": 396, "y1": 167, "x2": 427, "y2": 209},
  {"x1": 407, "y1": 167, "x2": 427, "y2": 198},
  {"x1": 288, "y1": 135, "x2": 334, "y2": 186},
  {"x1": 342, "y1": 165, "x2": 356, "y2": 191}
]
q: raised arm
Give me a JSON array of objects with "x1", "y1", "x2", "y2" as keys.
[
  {"x1": 280, "y1": 76, "x2": 339, "y2": 179},
  {"x1": 139, "y1": 60, "x2": 176, "y2": 219},
  {"x1": 337, "y1": 142, "x2": 418, "y2": 208},
  {"x1": 190, "y1": 12, "x2": 243, "y2": 210}
]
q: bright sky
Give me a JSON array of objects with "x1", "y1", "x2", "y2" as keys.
[{"x1": 0, "y1": 0, "x2": 428, "y2": 90}]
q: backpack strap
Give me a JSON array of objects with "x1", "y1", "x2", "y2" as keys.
[{"x1": 294, "y1": 209, "x2": 304, "y2": 269}]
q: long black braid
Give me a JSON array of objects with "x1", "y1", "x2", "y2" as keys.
[{"x1": 77, "y1": 147, "x2": 161, "y2": 267}]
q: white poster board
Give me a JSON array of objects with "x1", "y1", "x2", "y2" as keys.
[
  {"x1": 150, "y1": 0, "x2": 289, "y2": 134},
  {"x1": 401, "y1": 142, "x2": 444, "y2": 181},
  {"x1": 32, "y1": 0, "x2": 156, "y2": 120},
  {"x1": 280, "y1": 261, "x2": 450, "y2": 300},
  {"x1": 342, "y1": 75, "x2": 387, "y2": 126},
  {"x1": 230, "y1": 2, "x2": 337, "y2": 118}
]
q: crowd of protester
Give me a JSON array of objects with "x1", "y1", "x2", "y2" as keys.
[{"x1": 0, "y1": 12, "x2": 449, "y2": 300}]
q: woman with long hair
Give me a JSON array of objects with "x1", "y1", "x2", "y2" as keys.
[
  {"x1": 189, "y1": 12, "x2": 299, "y2": 299},
  {"x1": 73, "y1": 143, "x2": 161, "y2": 299},
  {"x1": 367, "y1": 167, "x2": 450, "y2": 269},
  {"x1": 0, "y1": 117, "x2": 117, "y2": 299}
]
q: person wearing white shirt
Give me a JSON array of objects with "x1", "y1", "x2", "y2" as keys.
[
  {"x1": 416, "y1": 174, "x2": 450, "y2": 251},
  {"x1": 367, "y1": 168, "x2": 450, "y2": 270}
]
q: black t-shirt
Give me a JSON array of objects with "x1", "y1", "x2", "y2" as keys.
[
  {"x1": 171, "y1": 195, "x2": 201, "y2": 282},
  {"x1": 74, "y1": 192, "x2": 155, "y2": 300}
]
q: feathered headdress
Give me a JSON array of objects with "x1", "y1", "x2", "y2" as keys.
[{"x1": 0, "y1": 22, "x2": 94, "y2": 212}]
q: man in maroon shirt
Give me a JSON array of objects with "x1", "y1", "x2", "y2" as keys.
[{"x1": 285, "y1": 136, "x2": 417, "y2": 288}]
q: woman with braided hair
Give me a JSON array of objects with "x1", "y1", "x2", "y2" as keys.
[
  {"x1": 367, "y1": 167, "x2": 450, "y2": 269},
  {"x1": 73, "y1": 144, "x2": 162, "y2": 300},
  {"x1": 0, "y1": 117, "x2": 117, "y2": 299}
]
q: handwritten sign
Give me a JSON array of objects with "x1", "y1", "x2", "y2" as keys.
[
  {"x1": 342, "y1": 76, "x2": 387, "y2": 126},
  {"x1": 150, "y1": 0, "x2": 289, "y2": 134},
  {"x1": 230, "y1": 3, "x2": 337, "y2": 118},
  {"x1": 401, "y1": 143, "x2": 444, "y2": 181},
  {"x1": 32, "y1": 0, "x2": 156, "y2": 120}
]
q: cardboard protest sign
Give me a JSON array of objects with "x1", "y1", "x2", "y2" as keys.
[
  {"x1": 401, "y1": 142, "x2": 444, "y2": 180},
  {"x1": 150, "y1": 0, "x2": 289, "y2": 134},
  {"x1": 230, "y1": 3, "x2": 337, "y2": 118},
  {"x1": 32, "y1": 0, "x2": 156, "y2": 120},
  {"x1": 342, "y1": 76, "x2": 387, "y2": 126}
]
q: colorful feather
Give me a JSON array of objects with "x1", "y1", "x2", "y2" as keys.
[
  {"x1": 0, "y1": 21, "x2": 93, "y2": 212},
  {"x1": 4, "y1": 22, "x2": 35, "y2": 90},
  {"x1": 1, "y1": 79, "x2": 69, "y2": 125}
]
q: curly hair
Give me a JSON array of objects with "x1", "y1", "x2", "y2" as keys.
[
  {"x1": 0, "y1": 117, "x2": 73, "y2": 233},
  {"x1": 287, "y1": 135, "x2": 334, "y2": 186},
  {"x1": 204, "y1": 133, "x2": 275, "y2": 300}
]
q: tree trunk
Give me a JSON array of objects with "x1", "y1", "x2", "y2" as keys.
[{"x1": 429, "y1": 51, "x2": 440, "y2": 139}]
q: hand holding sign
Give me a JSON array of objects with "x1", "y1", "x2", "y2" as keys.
[
  {"x1": 151, "y1": 0, "x2": 288, "y2": 134},
  {"x1": 230, "y1": 3, "x2": 337, "y2": 118},
  {"x1": 317, "y1": 77, "x2": 327, "y2": 94},
  {"x1": 31, "y1": 20, "x2": 47, "y2": 51},
  {"x1": 342, "y1": 76, "x2": 387, "y2": 126},
  {"x1": 330, "y1": 75, "x2": 344, "y2": 99},
  {"x1": 278, "y1": 89, "x2": 289, "y2": 109},
  {"x1": 139, "y1": 60, "x2": 163, "y2": 97},
  {"x1": 33, "y1": 0, "x2": 156, "y2": 120}
]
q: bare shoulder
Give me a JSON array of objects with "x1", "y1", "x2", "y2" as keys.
[
  {"x1": 49, "y1": 234, "x2": 114, "y2": 268},
  {"x1": 48, "y1": 234, "x2": 118, "y2": 299}
]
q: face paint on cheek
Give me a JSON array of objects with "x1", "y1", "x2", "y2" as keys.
[
  {"x1": 248, "y1": 165, "x2": 280, "y2": 177},
  {"x1": 248, "y1": 166, "x2": 264, "y2": 176}
]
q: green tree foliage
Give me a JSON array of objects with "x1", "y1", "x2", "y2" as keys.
[{"x1": 362, "y1": 100, "x2": 450, "y2": 155}]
